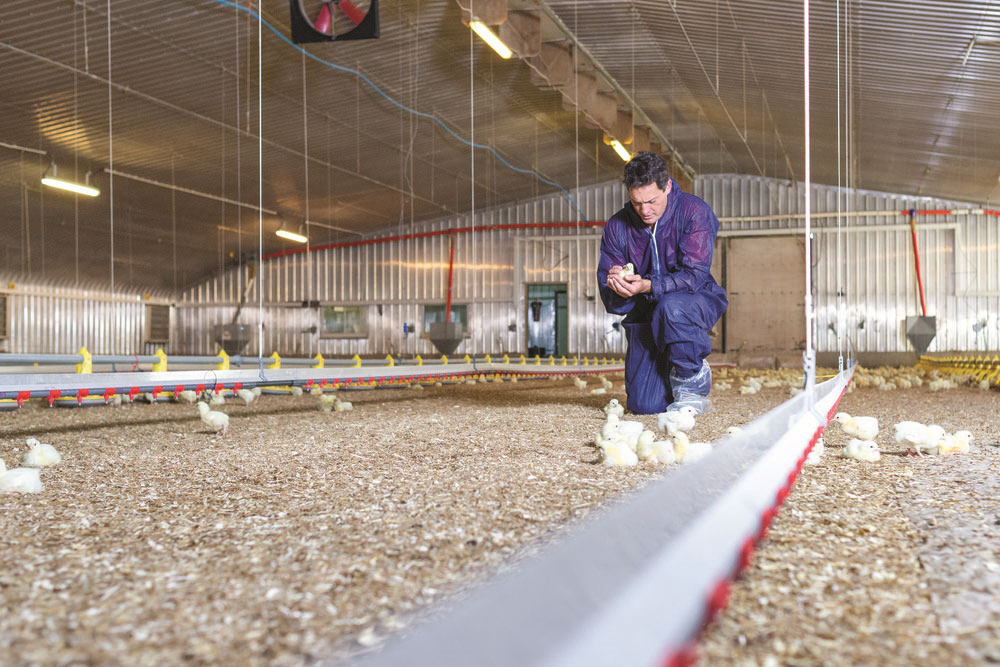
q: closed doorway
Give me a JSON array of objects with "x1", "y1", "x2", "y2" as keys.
[{"x1": 526, "y1": 283, "x2": 568, "y2": 357}]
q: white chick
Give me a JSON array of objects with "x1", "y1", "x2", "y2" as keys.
[
  {"x1": 725, "y1": 426, "x2": 743, "y2": 437},
  {"x1": 176, "y1": 390, "x2": 199, "y2": 404},
  {"x1": 938, "y1": 430, "x2": 972, "y2": 455},
  {"x1": 333, "y1": 397, "x2": 354, "y2": 412},
  {"x1": 0, "y1": 467, "x2": 42, "y2": 494},
  {"x1": 196, "y1": 401, "x2": 229, "y2": 436},
  {"x1": 805, "y1": 437, "x2": 825, "y2": 465},
  {"x1": 842, "y1": 438, "x2": 880, "y2": 462},
  {"x1": 236, "y1": 388, "x2": 257, "y2": 406},
  {"x1": 478, "y1": 374, "x2": 488, "y2": 384},
  {"x1": 316, "y1": 394, "x2": 338, "y2": 412},
  {"x1": 142, "y1": 392, "x2": 158, "y2": 405},
  {"x1": 289, "y1": 386, "x2": 304, "y2": 397},
  {"x1": 590, "y1": 387, "x2": 607, "y2": 396},
  {"x1": 657, "y1": 406, "x2": 697, "y2": 436},
  {"x1": 251, "y1": 387, "x2": 262, "y2": 398},
  {"x1": 616, "y1": 420, "x2": 646, "y2": 448},
  {"x1": 408, "y1": 383, "x2": 424, "y2": 391},
  {"x1": 651, "y1": 440, "x2": 677, "y2": 465},
  {"x1": 310, "y1": 385, "x2": 325, "y2": 396},
  {"x1": 599, "y1": 438, "x2": 639, "y2": 467},
  {"x1": 573, "y1": 377, "x2": 587, "y2": 390},
  {"x1": 894, "y1": 421, "x2": 931, "y2": 456},
  {"x1": 21, "y1": 438, "x2": 61, "y2": 467},
  {"x1": 673, "y1": 432, "x2": 712, "y2": 464},
  {"x1": 618, "y1": 262, "x2": 635, "y2": 279},
  {"x1": 107, "y1": 393, "x2": 123, "y2": 407},
  {"x1": 739, "y1": 384, "x2": 759, "y2": 395},
  {"x1": 203, "y1": 390, "x2": 226, "y2": 406},
  {"x1": 600, "y1": 377, "x2": 614, "y2": 391},
  {"x1": 600, "y1": 416, "x2": 622, "y2": 442},
  {"x1": 603, "y1": 398, "x2": 625, "y2": 420},
  {"x1": 634, "y1": 430, "x2": 656, "y2": 460},
  {"x1": 834, "y1": 412, "x2": 879, "y2": 441}
]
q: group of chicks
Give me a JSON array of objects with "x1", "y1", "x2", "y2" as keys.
[
  {"x1": 0, "y1": 437, "x2": 62, "y2": 494},
  {"x1": 835, "y1": 411, "x2": 973, "y2": 462},
  {"x1": 573, "y1": 375, "x2": 616, "y2": 396},
  {"x1": 194, "y1": 384, "x2": 355, "y2": 437},
  {"x1": 593, "y1": 399, "x2": 721, "y2": 467}
]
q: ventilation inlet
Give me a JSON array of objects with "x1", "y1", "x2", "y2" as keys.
[{"x1": 0, "y1": 293, "x2": 8, "y2": 339}]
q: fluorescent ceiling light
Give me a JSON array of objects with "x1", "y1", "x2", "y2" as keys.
[
  {"x1": 609, "y1": 139, "x2": 631, "y2": 162},
  {"x1": 276, "y1": 228, "x2": 308, "y2": 243},
  {"x1": 41, "y1": 166, "x2": 100, "y2": 197},
  {"x1": 469, "y1": 21, "x2": 512, "y2": 59}
]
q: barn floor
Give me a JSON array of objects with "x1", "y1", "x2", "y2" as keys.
[{"x1": 0, "y1": 374, "x2": 997, "y2": 665}]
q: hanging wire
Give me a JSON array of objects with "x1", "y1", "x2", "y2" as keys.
[
  {"x1": 836, "y1": 0, "x2": 845, "y2": 371},
  {"x1": 803, "y1": 0, "x2": 816, "y2": 390},
  {"x1": 469, "y1": 0, "x2": 476, "y2": 333},
  {"x1": 73, "y1": 3, "x2": 80, "y2": 285},
  {"x1": 257, "y1": 0, "x2": 264, "y2": 369},
  {"x1": 107, "y1": 0, "x2": 115, "y2": 294},
  {"x1": 210, "y1": 0, "x2": 584, "y2": 219}
]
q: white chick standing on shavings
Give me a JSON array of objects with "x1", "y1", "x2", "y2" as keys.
[
  {"x1": 333, "y1": 397, "x2": 353, "y2": 412},
  {"x1": 573, "y1": 377, "x2": 587, "y2": 390},
  {"x1": 590, "y1": 387, "x2": 607, "y2": 396},
  {"x1": 289, "y1": 385, "x2": 304, "y2": 397},
  {"x1": 672, "y1": 432, "x2": 712, "y2": 464},
  {"x1": 309, "y1": 385, "x2": 325, "y2": 396},
  {"x1": 603, "y1": 398, "x2": 625, "y2": 420},
  {"x1": 834, "y1": 412, "x2": 879, "y2": 441},
  {"x1": 600, "y1": 377, "x2": 614, "y2": 391},
  {"x1": 616, "y1": 420, "x2": 646, "y2": 450},
  {"x1": 739, "y1": 384, "x2": 759, "y2": 395},
  {"x1": 805, "y1": 437, "x2": 825, "y2": 465},
  {"x1": 651, "y1": 439, "x2": 677, "y2": 465},
  {"x1": 142, "y1": 392, "x2": 158, "y2": 405},
  {"x1": 894, "y1": 421, "x2": 933, "y2": 457},
  {"x1": 176, "y1": 389, "x2": 199, "y2": 404},
  {"x1": 657, "y1": 405, "x2": 697, "y2": 436},
  {"x1": 22, "y1": 438, "x2": 61, "y2": 467},
  {"x1": 938, "y1": 430, "x2": 972, "y2": 455},
  {"x1": 634, "y1": 430, "x2": 656, "y2": 460},
  {"x1": 316, "y1": 394, "x2": 338, "y2": 412},
  {"x1": 196, "y1": 401, "x2": 229, "y2": 436},
  {"x1": 598, "y1": 436, "x2": 639, "y2": 467},
  {"x1": 0, "y1": 467, "x2": 42, "y2": 494},
  {"x1": 841, "y1": 438, "x2": 880, "y2": 462},
  {"x1": 107, "y1": 393, "x2": 123, "y2": 407},
  {"x1": 236, "y1": 388, "x2": 257, "y2": 406}
]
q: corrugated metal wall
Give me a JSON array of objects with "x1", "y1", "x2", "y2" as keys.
[
  {"x1": 5, "y1": 175, "x2": 997, "y2": 357},
  {"x1": 0, "y1": 280, "x2": 172, "y2": 355},
  {"x1": 697, "y1": 175, "x2": 1000, "y2": 354},
  {"x1": 176, "y1": 182, "x2": 629, "y2": 357}
]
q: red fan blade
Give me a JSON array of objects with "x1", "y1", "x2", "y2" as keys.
[
  {"x1": 313, "y1": 3, "x2": 332, "y2": 33},
  {"x1": 336, "y1": 0, "x2": 365, "y2": 26}
]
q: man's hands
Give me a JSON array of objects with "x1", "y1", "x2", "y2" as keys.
[{"x1": 606, "y1": 265, "x2": 651, "y2": 298}]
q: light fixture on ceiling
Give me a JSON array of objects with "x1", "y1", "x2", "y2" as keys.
[
  {"x1": 41, "y1": 163, "x2": 100, "y2": 197},
  {"x1": 609, "y1": 139, "x2": 631, "y2": 162},
  {"x1": 469, "y1": 21, "x2": 512, "y2": 59},
  {"x1": 275, "y1": 220, "x2": 309, "y2": 244}
]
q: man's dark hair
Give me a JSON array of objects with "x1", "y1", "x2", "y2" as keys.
[{"x1": 623, "y1": 151, "x2": 670, "y2": 190}]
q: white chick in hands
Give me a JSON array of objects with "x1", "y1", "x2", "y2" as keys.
[
  {"x1": 21, "y1": 438, "x2": 61, "y2": 467},
  {"x1": 0, "y1": 467, "x2": 42, "y2": 494},
  {"x1": 196, "y1": 401, "x2": 229, "y2": 436},
  {"x1": 658, "y1": 405, "x2": 697, "y2": 436},
  {"x1": 236, "y1": 388, "x2": 257, "y2": 406},
  {"x1": 573, "y1": 377, "x2": 587, "y2": 390},
  {"x1": 835, "y1": 412, "x2": 879, "y2": 440},
  {"x1": 603, "y1": 398, "x2": 625, "y2": 420},
  {"x1": 842, "y1": 438, "x2": 880, "y2": 462},
  {"x1": 618, "y1": 262, "x2": 635, "y2": 279}
]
